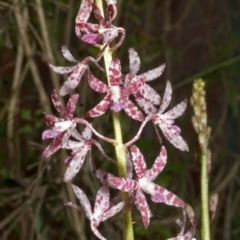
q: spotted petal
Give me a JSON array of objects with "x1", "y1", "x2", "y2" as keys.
[
  {"x1": 135, "y1": 188, "x2": 152, "y2": 228},
  {"x1": 122, "y1": 75, "x2": 145, "y2": 94},
  {"x1": 93, "y1": 185, "x2": 110, "y2": 219},
  {"x1": 51, "y1": 89, "x2": 66, "y2": 116},
  {"x1": 66, "y1": 94, "x2": 79, "y2": 119},
  {"x1": 96, "y1": 171, "x2": 138, "y2": 192},
  {"x1": 129, "y1": 48, "x2": 140, "y2": 75},
  {"x1": 63, "y1": 143, "x2": 90, "y2": 182},
  {"x1": 49, "y1": 64, "x2": 77, "y2": 74},
  {"x1": 130, "y1": 145, "x2": 146, "y2": 178},
  {"x1": 139, "y1": 64, "x2": 165, "y2": 82},
  {"x1": 135, "y1": 96, "x2": 157, "y2": 115},
  {"x1": 42, "y1": 130, "x2": 61, "y2": 140},
  {"x1": 43, "y1": 113, "x2": 64, "y2": 127},
  {"x1": 158, "y1": 81, "x2": 172, "y2": 114},
  {"x1": 156, "y1": 121, "x2": 189, "y2": 151},
  {"x1": 59, "y1": 63, "x2": 87, "y2": 96},
  {"x1": 122, "y1": 95, "x2": 144, "y2": 121},
  {"x1": 88, "y1": 72, "x2": 110, "y2": 93},
  {"x1": 86, "y1": 93, "x2": 111, "y2": 117},
  {"x1": 139, "y1": 84, "x2": 161, "y2": 105},
  {"x1": 145, "y1": 146, "x2": 167, "y2": 182},
  {"x1": 141, "y1": 181, "x2": 185, "y2": 207},
  {"x1": 102, "y1": 29, "x2": 118, "y2": 44},
  {"x1": 75, "y1": 0, "x2": 93, "y2": 24},
  {"x1": 42, "y1": 131, "x2": 65, "y2": 158},
  {"x1": 165, "y1": 99, "x2": 187, "y2": 119},
  {"x1": 71, "y1": 185, "x2": 93, "y2": 220},
  {"x1": 82, "y1": 33, "x2": 103, "y2": 44},
  {"x1": 100, "y1": 201, "x2": 124, "y2": 222},
  {"x1": 109, "y1": 58, "x2": 121, "y2": 86}
]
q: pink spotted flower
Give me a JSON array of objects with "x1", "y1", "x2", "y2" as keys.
[
  {"x1": 75, "y1": 1, "x2": 125, "y2": 51},
  {"x1": 96, "y1": 145, "x2": 185, "y2": 228},
  {"x1": 62, "y1": 125, "x2": 115, "y2": 182},
  {"x1": 65, "y1": 184, "x2": 124, "y2": 240},
  {"x1": 49, "y1": 45, "x2": 103, "y2": 96},
  {"x1": 86, "y1": 58, "x2": 146, "y2": 121},
  {"x1": 41, "y1": 89, "x2": 80, "y2": 158},
  {"x1": 125, "y1": 48, "x2": 166, "y2": 115}
]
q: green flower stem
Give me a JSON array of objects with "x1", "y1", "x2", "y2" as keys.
[
  {"x1": 201, "y1": 149, "x2": 210, "y2": 240},
  {"x1": 95, "y1": 1, "x2": 134, "y2": 240},
  {"x1": 191, "y1": 79, "x2": 210, "y2": 240}
]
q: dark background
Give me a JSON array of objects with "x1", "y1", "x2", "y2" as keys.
[{"x1": 0, "y1": 0, "x2": 240, "y2": 239}]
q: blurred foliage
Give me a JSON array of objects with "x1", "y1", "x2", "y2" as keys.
[{"x1": 0, "y1": 0, "x2": 240, "y2": 239}]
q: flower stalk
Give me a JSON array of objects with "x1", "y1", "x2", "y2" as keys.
[{"x1": 191, "y1": 79, "x2": 211, "y2": 240}]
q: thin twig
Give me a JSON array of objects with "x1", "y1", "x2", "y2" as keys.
[
  {"x1": 12, "y1": 0, "x2": 51, "y2": 113},
  {"x1": 35, "y1": 0, "x2": 60, "y2": 90}
]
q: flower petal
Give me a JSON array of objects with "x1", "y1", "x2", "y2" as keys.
[
  {"x1": 96, "y1": 170, "x2": 138, "y2": 192},
  {"x1": 66, "y1": 94, "x2": 79, "y2": 119},
  {"x1": 75, "y1": 0, "x2": 93, "y2": 24},
  {"x1": 86, "y1": 93, "x2": 111, "y2": 117},
  {"x1": 130, "y1": 145, "x2": 146, "y2": 179},
  {"x1": 88, "y1": 72, "x2": 109, "y2": 93},
  {"x1": 135, "y1": 96, "x2": 157, "y2": 115},
  {"x1": 100, "y1": 201, "x2": 124, "y2": 222},
  {"x1": 93, "y1": 185, "x2": 110, "y2": 219},
  {"x1": 139, "y1": 84, "x2": 161, "y2": 105},
  {"x1": 82, "y1": 125, "x2": 92, "y2": 140},
  {"x1": 126, "y1": 150, "x2": 133, "y2": 179},
  {"x1": 54, "y1": 120, "x2": 73, "y2": 132},
  {"x1": 122, "y1": 95, "x2": 144, "y2": 121},
  {"x1": 82, "y1": 33, "x2": 103, "y2": 44},
  {"x1": 108, "y1": 175, "x2": 138, "y2": 192},
  {"x1": 90, "y1": 221, "x2": 107, "y2": 240},
  {"x1": 109, "y1": 58, "x2": 121, "y2": 86},
  {"x1": 128, "y1": 48, "x2": 140, "y2": 75},
  {"x1": 42, "y1": 130, "x2": 61, "y2": 140},
  {"x1": 158, "y1": 81, "x2": 172, "y2": 114},
  {"x1": 139, "y1": 64, "x2": 165, "y2": 82},
  {"x1": 71, "y1": 184, "x2": 93, "y2": 220},
  {"x1": 43, "y1": 113, "x2": 64, "y2": 127},
  {"x1": 122, "y1": 75, "x2": 145, "y2": 94},
  {"x1": 71, "y1": 129, "x2": 84, "y2": 141},
  {"x1": 51, "y1": 89, "x2": 66, "y2": 116},
  {"x1": 135, "y1": 188, "x2": 152, "y2": 228},
  {"x1": 62, "y1": 140, "x2": 84, "y2": 150},
  {"x1": 143, "y1": 182, "x2": 185, "y2": 207},
  {"x1": 165, "y1": 99, "x2": 187, "y2": 119},
  {"x1": 63, "y1": 144, "x2": 90, "y2": 182},
  {"x1": 59, "y1": 63, "x2": 87, "y2": 96},
  {"x1": 76, "y1": 22, "x2": 101, "y2": 34},
  {"x1": 145, "y1": 146, "x2": 167, "y2": 182},
  {"x1": 42, "y1": 131, "x2": 65, "y2": 158},
  {"x1": 101, "y1": 29, "x2": 118, "y2": 44},
  {"x1": 61, "y1": 45, "x2": 78, "y2": 62},
  {"x1": 157, "y1": 121, "x2": 189, "y2": 151},
  {"x1": 49, "y1": 64, "x2": 77, "y2": 74}
]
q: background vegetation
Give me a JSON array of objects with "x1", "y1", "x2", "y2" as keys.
[{"x1": 0, "y1": 0, "x2": 240, "y2": 239}]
